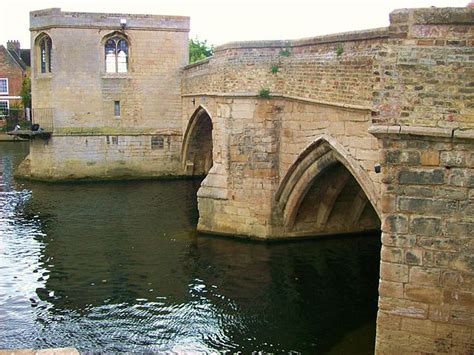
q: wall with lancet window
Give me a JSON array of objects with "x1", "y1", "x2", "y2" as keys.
[
  {"x1": 30, "y1": 8, "x2": 189, "y2": 132},
  {"x1": 25, "y1": 8, "x2": 190, "y2": 181}
]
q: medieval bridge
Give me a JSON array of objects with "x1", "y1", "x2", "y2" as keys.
[
  {"x1": 22, "y1": 6, "x2": 473, "y2": 354},
  {"x1": 180, "y1": 8, "x2": 473, "y2": 353}
]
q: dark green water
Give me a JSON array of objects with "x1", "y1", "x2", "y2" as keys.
[{"x1": 0, "y1": 142, "x2": 381, "y2": 353}]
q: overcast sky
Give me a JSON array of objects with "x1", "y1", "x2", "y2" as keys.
[{"x1": 0, "y1": 0, "x2": 470, "y2": 49}]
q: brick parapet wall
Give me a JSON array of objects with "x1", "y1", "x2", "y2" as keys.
[
  {"x1": 184, "y1": 7, "x2": 473, "y2": 131},
  {"x1": 373, "y1": 7, "x2": 474, "y2": 129},
  {"x1": 183, "y1": 29, "x2": 387, "y2": 109}
]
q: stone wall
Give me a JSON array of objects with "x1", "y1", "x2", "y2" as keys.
[
  {"x1": 24, "y1": 133, "x2": 182, "y2": 181},
  {"x1": 24, "y1": 8, "x2": 189, "y2": 180},
  {"x1": 369, "y1": 7, "x2": 474, "y2": 354},
  {"x1": 183, "y1": 28, "x2": 387, "y2": 106},
  {"x1": 373, "y1": 8, "x2": 473, "y2": 129},
  {"x1": 371, "y1": 129, "x2": 473, "y2": 354}
]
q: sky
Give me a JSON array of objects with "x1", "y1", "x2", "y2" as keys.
[{"x1": 0, "y1": 0, "x2": 471, "y2": 49}]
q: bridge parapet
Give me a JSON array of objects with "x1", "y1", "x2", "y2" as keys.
[
  {"x1": 374, "y1": 7, "x2": 473, "y2": 129},
  {"x1": 183, "y1": 27, "x2": 388, "y2": 110}
]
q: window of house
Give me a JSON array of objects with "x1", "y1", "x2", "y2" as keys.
[
  {"x1": 0, "y1": 79, "x2": 8, "y2": 94},
  {"x1": 0, "y1": 101, "x2": 9, "y2": 116},
  {"x1": 105, "y1": 36, "x2": 129, "y2": 73},
  {"x1": 151, "y1": 135, "x2": 164, "y2": 150},
  {"x1": 114, "y1": 101, "x2": 121, "y2": 117},
  {"x1": 38, "y1": 35, "x2": 52, "y2": 73}
]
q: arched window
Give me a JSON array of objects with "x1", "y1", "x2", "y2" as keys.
[
  {"x1": 38, "y1": 35, "x2": 52, "y2": 73},
  {"x1": 105, "y1": 36, "x2": 129, "y2": 73}
]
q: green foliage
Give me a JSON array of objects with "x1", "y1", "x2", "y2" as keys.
[
  {"x1": 279, "y1": 48, "x2": 290, "y2": 57},
  {"x1": 336, "y1": 44, "x2": 344, "y2": 57},
  {"x1": 258, "y1": 88, "x2": 270, "y2": 98},
  {"x1": 189, "y1": 38, "x2": 214, "y2": 64},
  {"x1": 271, "y1": 64, "x2": 280, "y2": 74},
  {"x1": 20, "y1": 76, "x2": 31, "y2": 108}
]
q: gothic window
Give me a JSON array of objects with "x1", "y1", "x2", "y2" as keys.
[
  {"x1": 105, "y1": 36, "x2": 129, "y2": 73},
  {"x1": 38, "y1": 35, "x2": 52, "y2": 73}
]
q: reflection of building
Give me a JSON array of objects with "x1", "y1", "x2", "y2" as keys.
[
  {"x1": 0, "y1": 41, "x2": 29, "y2": 114},
  {"x1": 22, "y1": 8, "x2": 189, "y2": 180}
]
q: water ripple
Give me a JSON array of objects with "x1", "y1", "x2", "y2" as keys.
[{"x1": 0, "y1": 143, "x2": 380, "y2": 353}]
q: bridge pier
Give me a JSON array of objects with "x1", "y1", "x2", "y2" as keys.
[{"x1": 370, "y1": 127, "x2": 474, "y2": 353}]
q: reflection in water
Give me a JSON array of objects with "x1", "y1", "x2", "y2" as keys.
[{"x1": 0, "y1": 143, "x2": 380, "y2": 353}]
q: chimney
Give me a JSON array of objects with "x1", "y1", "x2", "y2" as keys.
[{"x1": 7, "y1": 40, "x2": 21, "y2": 57}]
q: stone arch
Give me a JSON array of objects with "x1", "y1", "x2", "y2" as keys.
[
  {"x1": 275, "y1": 135, "x2": 380, "y2": 234},
  {"x1": 102, "y1": 32, "x2": 130, "y2": 73},
  {"x1": 34, "y1": 32, "x2": 53, "y2": 74},
  {"x1": 181, "y1": 105, "x2": 213, "y2": 176}
]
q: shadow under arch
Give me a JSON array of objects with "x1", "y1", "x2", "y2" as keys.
[
  {"x1": 275, "y1": 135, "x2": 380, "y2": 234},
  {"x1": 181, "y1": 105, "x2": 213, "y2": 176}
]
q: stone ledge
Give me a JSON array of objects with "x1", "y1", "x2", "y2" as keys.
[
  {"x1": 182, "y1": 92, "x2": 374, "y2": 112},
  {"x1": 52, "y1": 128, "x2": 182, "y2": 136},
  {"x1": 30, "y1": 8, "x2": 190, "y2": 32},
  {"x1": 214, "y1": 27, "x2": 389, "y2": 52},
  {"x1": 368, "y1": 125, "x2": 474, "y2": 140},
  {"x1": 184, "y1": 58, "x2": 210, "y2": 70}
]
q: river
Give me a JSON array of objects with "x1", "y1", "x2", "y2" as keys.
[{"x1": 0, "y1": 142, "x2": 380, "y2": 353}]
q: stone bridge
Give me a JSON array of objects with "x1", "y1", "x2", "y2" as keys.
[{"x1": 181, "y1": 8, "x2": 473, "y2": 353}]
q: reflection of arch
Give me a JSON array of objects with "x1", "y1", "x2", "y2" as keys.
[
  {"x1": 181, "y1": 106, "x2": 213, "y2": 176},
  {"x1": 276, "y1": 135, "x2": 380, "y2": 231}
]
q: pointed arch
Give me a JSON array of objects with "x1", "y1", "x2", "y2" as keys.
[
  {"x1": 35, "y1": 32, "x2": 53, "y2": 73},
  {"x1": 181, "y1": 105, "x2": 213, "y2": 175},
  {"x1": 276, "y1": 135, "x2": 380, "y2": 229},
  {"x1": 102, "y1": 32, "x2": 130, "y2": 73}
]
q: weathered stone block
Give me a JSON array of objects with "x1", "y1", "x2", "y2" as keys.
[
  {"x1": 446, "y1": 220, "x2": 474, "y2": 237},
  {"x1": 404, "y1": 284, "x2": 443, "y2": 304},
  {"x1": 380, "y1": 261, "x2": 409, "y2": 283},
  {"x1": 443, "y1": 290, "x2": 474, "y2": 308},
  {"x1": 400, "y1": 318, "x2": 436, "y2": 336},
  {"x1": 382, "y1": 234, "x2": 417, "y2": 248},
  {"x1": 399, "y1": 197, "x2": 458, "y2": 215},
  {"x1": 405, "y1": 249, "x2": 423, "y2": 265},
  {"x1": 448, "y1": 169, "x2": 471, "y2": 187},
  {"x1": 398, "y1": 169, "x2": 444, "y2": 185},
  {"x1": 441, "y1": 151, "x2": 468, "y2": 167},
  {"x1": 379, "y1": 279, "x2": 404, "y2": 298},
  {"x1": 378, "y1": 297, "x2": 429, "y2": 319},
  {"x1": 381, "y1": 246, "x2": 403, "y2": 263},
  {"x1": 409, "y1": 266, "x2": 440, "y2": 286},
  {"x1": 410, "y1": 216, "x2": 441, "y2": 236},
  {"x1": 382, "y1": 214, "x2": 408, "y2": 234}
]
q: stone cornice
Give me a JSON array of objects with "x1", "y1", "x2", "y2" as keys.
[
  {"x1": 182, "y1": 92, "x2": 374, "y2": 112},
  {"x1": 368, "y1": 125, "x2": 474, "y2": 140},
  {"x1": 214, "y1": 27, "x2": 389, "y2": 52}
]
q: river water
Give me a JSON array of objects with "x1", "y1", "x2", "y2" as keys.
[{"x1": 0, "y1": 142, "x2": 381, "y2": 353}]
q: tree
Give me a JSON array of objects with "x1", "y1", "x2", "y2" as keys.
[
  {"x1": 189, "y1": 38, "x2": 214, "y2": 64},
  {"x1": 20, "y1": 76, "x2": 31, "y2": 109}
]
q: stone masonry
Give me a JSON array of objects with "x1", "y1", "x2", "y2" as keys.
[
  {"x1": 20, "y1": 6, "x2": 473, "y2": 354},
  {"x1": 21, "y1": 8, "x2": 189, "y2": 180},
  {"x1": 180, "y1": 7, "x2": 473, "y2": 353}
]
